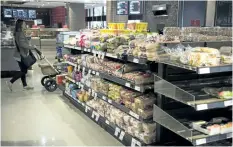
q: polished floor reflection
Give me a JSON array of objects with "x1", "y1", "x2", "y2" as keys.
[{"x1": 1, "y1": 49, "x2": 122, "y2": 146}]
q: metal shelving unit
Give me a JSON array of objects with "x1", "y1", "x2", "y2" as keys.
[
  {"x1": 64, "y1": 76, "x2": 152, "y2": 121},
  {"x1": 154, "y1": 75, "x2": 232, "y2": 110},
  {"x1": 153, "y1": 104, "x2": 232, "y2": 146},
  {"x1": 63, "y1": 45, "x2": 149, "y2": 65},
  {"x1": 63, "y1": 91, "x2": 146, "y2": 146},
  {"x1": 60, "y1": 33, "x2": 232, "y2": 146},
  {"x1": 65, "y1": 62, "x2": 153, "y2": 93}
]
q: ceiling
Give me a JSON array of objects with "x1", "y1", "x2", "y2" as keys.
[{"x1": 1, "y1": 0, "x2": 106, "y2": 8}]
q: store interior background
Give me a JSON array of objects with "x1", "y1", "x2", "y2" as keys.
[
  {"x1": 1, "y1": 0, "x2": 231, "y2": 75},
  {"x1": 1, "y1": 0, "x2": 232, "y2": 29}
]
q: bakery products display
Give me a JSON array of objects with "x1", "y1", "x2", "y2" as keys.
[
  {"x1": 86, "y1": 98, "x2": 156, "y2": 144},
  {"x1": 59, "y1": 26, "x2": 232, "y2": 146}
]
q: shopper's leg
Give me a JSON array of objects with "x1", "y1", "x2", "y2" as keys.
[
  {"x1": 20, "y1": 65, "x2": 28, "y2": 87},
  {"x1": 10, "y1": 62, "x2": 25, "y2": 84}
]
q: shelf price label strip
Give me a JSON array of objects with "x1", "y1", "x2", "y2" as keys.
[{"x1": 196, "y1": 99, "x2": 233, "y2": 111}]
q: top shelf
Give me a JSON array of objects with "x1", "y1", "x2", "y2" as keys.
[
  {"x1": 153, "y1": 105, "x2": 232, "y2": 146},
  {"x1": 63, "y1": 44, "x2": 232, "y2": 74},
  {"x1": 64, "y1": 45, "x2": 151, "y2": 65}
]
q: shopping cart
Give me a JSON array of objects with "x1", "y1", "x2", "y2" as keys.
[{"x1": 38, "y1": 56, "x2": 60, "y2": 92}]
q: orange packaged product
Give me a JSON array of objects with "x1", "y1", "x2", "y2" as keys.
[{"x1": 67, "y1": 66, "x2": 73, "y2": 73}]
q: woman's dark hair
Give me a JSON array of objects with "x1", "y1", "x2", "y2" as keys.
[{"x1": 14, "y1": 19, "x2": 24, "y2": 36}]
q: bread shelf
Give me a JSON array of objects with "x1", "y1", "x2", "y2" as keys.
[
  {"x1": 65, "y1": 61, "x2": 153, "y2": 93},
  {"x1": 64, "y1": 76, "x2": 152, "y2": 121},
  {"x1": 63, "y1": 45, "x2": 148, "y2": 65},
  {"x1": 153, "y1": 104, "x2": 232, "y2": 146},
  {"x1": 63, "y1": 91, "x2": 147, "y2": 147},
  {"x1": 82, "y1": 65, "x2": 153, "y2": 93},
  {"x1": 154, "y1": 75, "x2": 232, "y2": 111}
]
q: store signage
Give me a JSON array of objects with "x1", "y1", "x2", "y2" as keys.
[
  {"x1": 129, "y1": 1, "x2": 141, "y2": 14},
  {"x1": 117, "y1": 0, "x2": 128, "y2": 15},
  {"x1": 191, "y1": 19, "x2": 200, "y2": 26}
]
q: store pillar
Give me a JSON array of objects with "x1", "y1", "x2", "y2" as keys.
[
  {"x1": 106, "y1": 0, "x2": 128, "y2": 24},
  {"x1": 66, "y1": 3, "x2": 85, "y2": 31},
  {"x1": 205, "y1": 0, "x2": 216, "y2": 26}
]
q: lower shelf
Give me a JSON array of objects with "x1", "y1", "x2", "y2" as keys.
[
  {"x1": 153, "y1": 104, "x2": 232, "y2": 146},
  {"x1": 63, "y1": 91, "x2": 146, "y2": 147}
]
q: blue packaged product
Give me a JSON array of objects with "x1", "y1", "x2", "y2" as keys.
[{"x1": 71, "y1": 89, "x2": 79, "y2": 99}]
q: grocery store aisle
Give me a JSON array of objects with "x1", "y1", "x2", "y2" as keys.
[{"x1": 1, "y1": 48, "x2": 122, "y2": 146}]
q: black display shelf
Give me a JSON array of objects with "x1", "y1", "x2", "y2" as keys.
[
  {"x1": 65, "y1": 61, "x2": 153, "y2": 93},
  {"x1": 154, "y1": 74, "x2": 232, "y2": 111},
  {"x1": 64, "y1": 76, "x2": 152, "y2": 121},
  {"x1": 153, "y1": 105, "x2": 232, "y2": 146},
  {"x1": 64, "y1": 45, "x2": 148, "y2": 65},
  {"x1": 158, "y1": 60, "x2": 232, "y2": 74},
  {"x1": 83, "y1": 83, "x2": 152, "y2": 121},
  {"x1": 63, "y1": 91, "x2": 146, "y2": 147},
  {"x1": 62, "y1": 37, "x2": 232, "y2": 146}
]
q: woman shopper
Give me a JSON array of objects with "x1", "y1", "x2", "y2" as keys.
[{"x1": 6, "y1": 19, "x2": 42, "y2": 91}]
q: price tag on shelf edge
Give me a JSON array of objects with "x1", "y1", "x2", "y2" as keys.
[
  {"x1": 129, "y1": 111, "x2": 140, "y2": 120},
  {"x1": 105, "y1": 120, "x2": 110, "y2": 125},
  {"x1": 114, "y1": 127, "x2": 125, "y2": 141},
  {"x1": 133, "y1": 58, "x2": 139, "y2": 63},
  {"x1": 108, "y1": 99, "x2": 112, "y2": 104},
  {"x1": 224, "y1": 100, "x2": 232, "y2": 106},
  {"x1": 102, "y1": 96, "x2": 107, "y2": 101},
  {"x1": 196, "y1": 104, "x2": 208, "y2": 111},
  {"x1": 131, "y1": 138, "x2": 142, "y2": 147},
  {"x1": 195, "y1": 138, "x2": 206, "y2": 145},
  {"x1": 134, "y1": 86, "x2": 140, "y2": 92},
  {"x1": 198, "y1": 68, "x2": 210, "y2": 74},
  {"x1": 125, "y1": 82, "x2": 131, "y2": 88},
  {"x1": 85, "y1": 105, "x2": 90, "y2": 113},
  {"x1": 91, "y1": 111, "x2": 100, "y2": 122}
]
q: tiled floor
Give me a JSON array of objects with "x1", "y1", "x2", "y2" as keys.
[{"x1": 1, "y1": 48, "x2": 122, "y2": 146}]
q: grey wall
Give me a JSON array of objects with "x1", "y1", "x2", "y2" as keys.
[
  {"x1": 67, "y1": 3, "x2": 85, "y2": 31},
  {"x1": 179, "y1": 1, "x2": 207, "y2": 27},
  {"x1": 144, "y1": 1, "x2": 179, "y2": 32}
]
